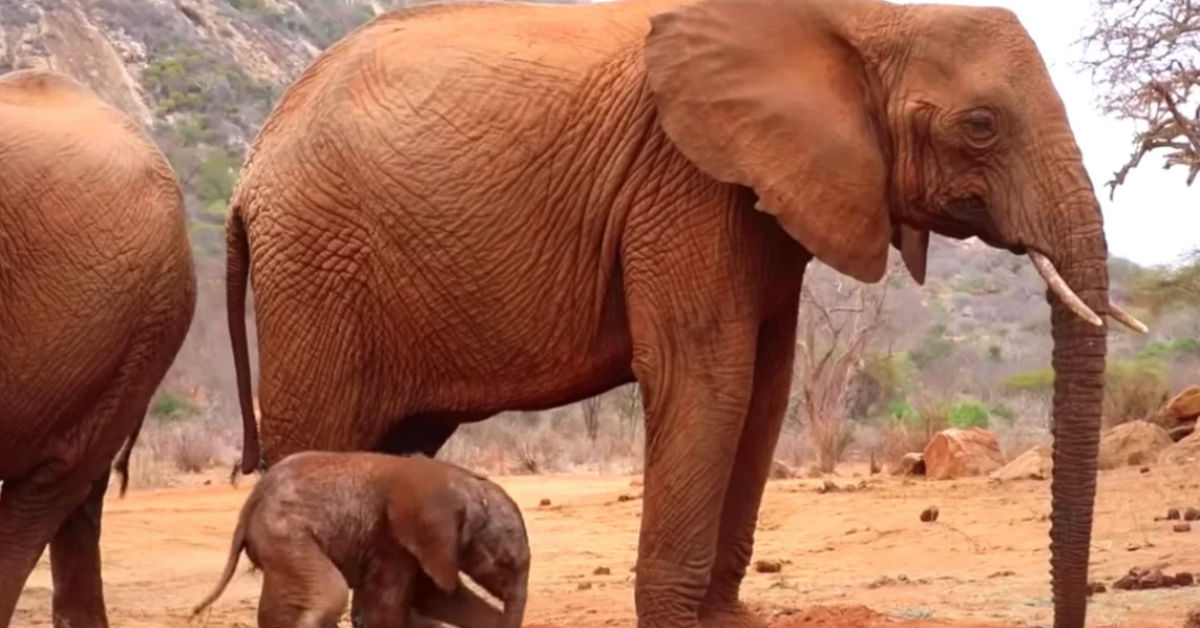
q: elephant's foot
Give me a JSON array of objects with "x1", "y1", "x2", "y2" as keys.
[{"x1": 699, "y1": 600, "x2": 767, "y2": 628}]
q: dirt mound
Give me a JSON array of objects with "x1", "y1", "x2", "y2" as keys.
[
  {"x1": 990, "y1": 445, "x2": 1052, "y2": 481},
  {"x1": 1099, "y1": 420, "x2": 1173, "y2": 469},
  {"x1": 923, "y1": 428, "x2": 1004, "y2": 480},
  {"x1": 1161, "y1": 430, "x2": 1200, "y2": 466},
  {"x1": 770, "y1": 605, "x2": 1020, "y2": 628}
]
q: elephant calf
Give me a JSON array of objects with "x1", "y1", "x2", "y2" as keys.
[{"x1": 192, "y1": 452, "x2": 530, "y2": 628}]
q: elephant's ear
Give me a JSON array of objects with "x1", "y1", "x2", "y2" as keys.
[
  {"x1": 644, "y1": 0, "x2": 892, "y2": 283},
  {"x1": 388, "y1": 487, "x2": 465, "y2": 593}
]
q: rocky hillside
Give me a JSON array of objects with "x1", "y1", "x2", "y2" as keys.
[
  {"x1": 4, "y1": 0, "x2": 1197, "y2": 436},
  {"x1": 3, "y1": 0, "x2": 565, "y2": 256}
]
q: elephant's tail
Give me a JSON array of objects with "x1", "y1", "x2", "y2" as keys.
[
  {"x1": 191, "y1": 484, "x2": 256, "y2": 618},
  {"x1": 112, "y1": 425, "x2": 142, "y2": 498},
  {"x1": 227, "y1": 205, "x2": 260, "y2": 477}
]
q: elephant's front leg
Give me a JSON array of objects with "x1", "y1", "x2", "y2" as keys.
[
  {"x1": 701, "y1": 296, "x2": 800, "y2": 628},
  {"x1": 629, "y1": 310, "x2": 758, "y2": 628},
  {"x1": 49, "y1": 471, "x2": 111, "y2": 628}
]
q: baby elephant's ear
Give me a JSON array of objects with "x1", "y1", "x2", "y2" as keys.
[{"x1": 387, "y1": 488, "x2": 464, "y2": 592}]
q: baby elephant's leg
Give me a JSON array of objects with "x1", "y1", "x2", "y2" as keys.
[
  {"x1": 413, "y1": 576, "x2": 505, "y2": 628},
  {"x1": 256, "y1": 542, "x2": 348, "y2": 628},
  {"x1": 354, "y1": 552, "x2": 419, "y2": 627}
]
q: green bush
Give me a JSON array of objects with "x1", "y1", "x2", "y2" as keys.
[
  {"x1": 150, "y1": 390, "x2": 198, "y2": 421},
  {"x1": 194, "y1": 149, "x2": 240, "y2": 207},
  {"x1": 1003, "y1": 367, "x2": 1054, "y2": 393},
  {"x1": 946, "y1": 400, "x2": 989, "y2": 429},
  {"x1": 1138, "y1": 338, "x2": 1200, "y2": 361},
  {"x1": 1104, "y1": 358, "x2": 1169, "y2": 425},
  {"x1": 989, "y1": 403, "x2": 1016, "y2": 421},
  {"x1": 911, "y1": 324, "x2": 954, "y2": 369},
  {"x1": 886, "y1": 398, "x2": 916, "y2": 423}
]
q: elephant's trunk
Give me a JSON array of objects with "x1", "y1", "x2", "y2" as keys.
[
  {"x1": 1038, "y1": 227, "x2": 1109, "y2": 628},
  {"x1": 501, "y1": 574, "x2": 528, "y2": 628}
]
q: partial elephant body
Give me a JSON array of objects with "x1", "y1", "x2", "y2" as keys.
[
  {"x1": 193, "y1": 452, "x2": 530, "y2": 628},
  {"x1": 229, "y1": 1, "x2": 1143, "y2": 626},
  {"x1": 0, "y1": 70, "x2": 196, "y2": 627},
  {"x1": 232, "y1": 0, "x2": 805, "y2": 459}
]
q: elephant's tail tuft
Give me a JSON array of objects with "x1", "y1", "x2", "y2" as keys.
[
  {"x1": 112, "y1": 427, "x2": 142, "y2": 498},
  {"x1": 227, "y1": 204, "x2": 261, "y2": 477},
  {"x1": 191, "y1": 484, "x2": 256, "y2": 618}
]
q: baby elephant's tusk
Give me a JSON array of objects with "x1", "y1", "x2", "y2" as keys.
[
  {"x1": 1108, "y1": 301, "x2": 1149, "y2": 334},
  {"x1": 1029, "y1": 252, "x2": 1103, "y2": 327}
]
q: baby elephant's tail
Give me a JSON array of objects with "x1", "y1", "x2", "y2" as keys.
[{"x1": 192, "y1": 489, "x2": 257, "y2": 617}]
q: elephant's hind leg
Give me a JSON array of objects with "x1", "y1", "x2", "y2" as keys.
[
  {"x1": 49, "y1": 470, "x2": 111, "y2": 628},
  {"x1": 0, "y1": 464, "x2": 98, "y2": 627},
  {"x1": 700, "y1": 295, "x2": 800, "y2": 628},
  {"x1": 256, "y1": 546, "x2": 348, "y2": 628}
]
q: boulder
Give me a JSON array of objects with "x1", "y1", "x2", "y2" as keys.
[
  {"x1": 1161, "y1": 430, "x2": 1200, "y2": 466},
  {"x1": 990, "y1": 445, "x2": 1052, "y2": 481},
  {"x1": 922, "y1": 428, "x2": 1004, "y2": 480},
  {"x1": 890, "y1": 452, "x2": 925, "y2": 476},
  {"x1": 1152, "y1": 385, "x2": 1200, "y2": 442},
  {"x1": 1098, "y1": 420, "x2": 1173, "y2": 470}
]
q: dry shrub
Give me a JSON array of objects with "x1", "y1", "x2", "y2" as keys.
[
  {"x1": 877, "y1": 396, "x2": 948, "y2": 466},
  {"x1": 438, "y1": 397, "x2": 645, "y2": 475}
]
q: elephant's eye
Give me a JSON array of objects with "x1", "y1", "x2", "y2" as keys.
[{"x1": 961, "y1": 108, "x2": 998, "y2": 145}]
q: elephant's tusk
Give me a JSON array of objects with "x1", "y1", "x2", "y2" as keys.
[
  {"x1": 1108, "y1": 300, "x2": 1149, "y2": 334},
  {"x1": 1029, "y1": 252, "x2": 1103, "y2": 327}
]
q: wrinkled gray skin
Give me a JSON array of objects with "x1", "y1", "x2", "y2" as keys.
[{"x1": 192, "y1": 452, "x2": 530, "y2": 628}]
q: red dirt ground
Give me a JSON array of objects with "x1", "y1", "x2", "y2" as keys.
[{"x1": 13, "y1": 463, "x2": 1200, "y2": 627}]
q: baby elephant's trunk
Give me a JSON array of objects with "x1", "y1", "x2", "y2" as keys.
[{"x1": 501, "y1": 584, "x2": 527, "y2": 628}]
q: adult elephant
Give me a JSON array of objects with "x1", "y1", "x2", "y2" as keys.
[
  {"x1": 0, "y1": 70, "x2": 197, "y2": 627},
  {"x1": 225, "y1": 0, "x2": 1146, "y2": 626}
]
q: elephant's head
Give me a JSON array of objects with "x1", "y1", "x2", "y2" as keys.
[
  {"x1": 644, "y1": 0, "x2": 1146, "y2": 625},
  {"x1": 389, "y1": 473, "x2": 530, "y2": 628}
]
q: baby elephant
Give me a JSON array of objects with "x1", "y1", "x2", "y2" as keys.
[{"x1": 193, "y1": 451, "x2": 530, "y2": 628}]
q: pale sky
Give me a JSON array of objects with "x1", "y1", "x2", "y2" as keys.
[{"x1": 897, "y1": 0, "x2": 1199, "y2": 267}]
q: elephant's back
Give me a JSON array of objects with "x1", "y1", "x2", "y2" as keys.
[{"x1": 233, "y1": 0, "x2": 683, "y2": 207}]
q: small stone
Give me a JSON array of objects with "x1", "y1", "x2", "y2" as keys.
[
  {"x1": 1168, "y1": 508, "x2": 1182, "y2": 520},
  {"x1": 1138, "y1": 568, "x2": 1166, "y2": 589},
  {"x1": 577, "y1": 581, "x2": 593, "y2": 591},
  {"x1": 1177, "y1": 572, "x2": 1195, "y2": 586},
  {"x1": 817, "y1": 480, "x2": 838, "y2": 493},
  {"x1": 1140, "y1": 466, "x2": 1151, "y2": 474},
  {"x1": 1175, "y1": 523, "x2": 1192, "y2": 533},
  {"x1": 617, "y1": 494, "x2": 634, "y2": 502},
  {"x1": 987, "y1": 570, "x2": 1015, "y2": 579},
  {"x1": 1185, "y1": 507, "x2": 1200, "y2": 521},
  {"x1": 1113, "y1": 573, "x2": 1140, "y2": 590},
  {"x1": 754, "y1": 559, "x2": 782, "y2": 574},
  {"x1": 593, "y1": 566, "x2": 610, "y2": 576},
  {"x1": 920, "y1": 506, "x2": 939, "y2": 523},
  {"x1": 1087, "y1": 581, "x2": 1106, "y2": 596},
  {"x1": 539, "y1": 498, "x2": 551, "y2": 507}
]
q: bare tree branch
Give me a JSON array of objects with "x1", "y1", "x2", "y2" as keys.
[
  {"x1": 1079, "y1": 0, "x2": 1200, "y2": 196},
  {"x1": 791, "y1": 265, "x2": 894, "y2": 473}
]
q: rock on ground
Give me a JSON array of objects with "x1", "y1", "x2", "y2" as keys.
[
  {"x1": 1153, "y1": 385, "x2": 1200, "y2": 442},
  {"x1": 990, "y1": 445, "x2": 1052, "y2": 481},
  {"x1": 1161, "y1": 430, "x2": 1200, "y2": 466},
  {"x1": 922, "y1": 428, "x2": 1005, "y2": 481},
  {"x1": 890, "y1": 452, "x2": 925, "y2": 476},
  {"x1": 1098, "y1": 420, "x2": 1173, "y2": 470}
]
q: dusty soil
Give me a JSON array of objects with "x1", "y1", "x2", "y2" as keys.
[{"x1": 13, "y1": 463, "x2": 1200, "y2": 628}]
